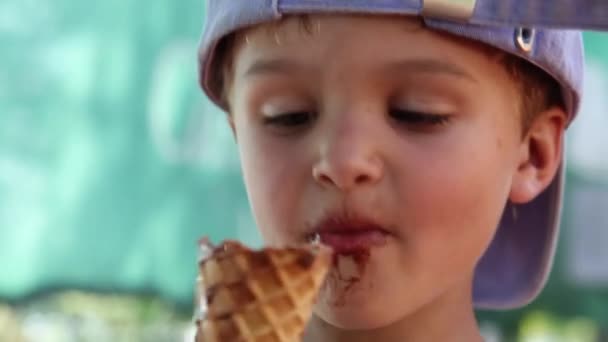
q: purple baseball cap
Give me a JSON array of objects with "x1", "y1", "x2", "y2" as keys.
[{"x1": 197, "y1": 0, "x2": 584, "y2": 309}]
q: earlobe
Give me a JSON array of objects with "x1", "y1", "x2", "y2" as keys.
[
  {"x1": 227, "y1": 115, "x2": 238, "y2": 142},
  {"x1": 509, "y1": 107, "x2": 567, "y2": 204}
]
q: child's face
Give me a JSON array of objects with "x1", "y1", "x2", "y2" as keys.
[{"x1": 228, "y1": 15, "x2": 526, "y2": 328}]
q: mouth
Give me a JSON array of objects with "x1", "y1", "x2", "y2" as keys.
[{"x1": 307, "y1": 211, "x2": 391, "y2": 254}]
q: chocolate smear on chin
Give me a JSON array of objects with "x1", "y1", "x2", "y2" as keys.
[{"x1": 325, "y1": 248, "x2": 371, "y2": 307}]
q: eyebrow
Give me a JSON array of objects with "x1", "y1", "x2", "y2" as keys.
[
  {"x1": 243, "y1": 58, "x2": 310, "y2": 79},
  {"x1": 386, "y1": 59, "x2": 478, "y2": 83},
  {"x1": 243, "y1": 57, "x2": 477, "y2": 82}
]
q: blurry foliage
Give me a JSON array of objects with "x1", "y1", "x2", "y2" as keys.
[
  {"x1": 0, "y1": 0, "x2": 254, "y2": 307},
  {"x1": 0, "y1": 292, "x2": 192, "y2": 342},
  {"x1": 0, "y1": 292, "x2": 194, "y2": 342}
]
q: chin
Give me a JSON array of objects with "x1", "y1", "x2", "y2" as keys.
[
  {"x1": 312, "y1": 267, "x2": 405, "y2": 330},
  {"x1": 313, "y1": 293, "x2": 400, "y2": 330}
]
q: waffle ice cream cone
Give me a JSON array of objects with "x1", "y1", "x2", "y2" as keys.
[{"x1": 195, "y1": 239, "x2": 331, "y2": 342}]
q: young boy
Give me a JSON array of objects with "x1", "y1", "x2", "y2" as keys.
[{"x1": 197, "y1": 1, "x2": 583, "y2": 341}]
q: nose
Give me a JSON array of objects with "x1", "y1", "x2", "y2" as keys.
[{"x1": 312, "y1": 118, "x2": 384, "y2": 191}]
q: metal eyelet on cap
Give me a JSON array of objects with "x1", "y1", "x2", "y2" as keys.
[
  {"x1": 422, "y1": 0, "x2": 477, "y2": 21},
  {"x1": 515, "y1": 27, "x2": 535, "y2": 53}
]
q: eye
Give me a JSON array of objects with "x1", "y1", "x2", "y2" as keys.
[
  {"x1": 262, "y1": 111, "x2": 315, "y2": 132},
  {"x1": 389, "y1": 108, "x2": 450, "y2": 127}
]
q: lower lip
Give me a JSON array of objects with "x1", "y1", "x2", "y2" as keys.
[{"x1": 318, "y1": 230, "x2": 388, "y2": 253}]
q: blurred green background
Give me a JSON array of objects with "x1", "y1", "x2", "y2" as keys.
[{"x1": 0, "y1": 1, "x2": 607, "y2": 341}]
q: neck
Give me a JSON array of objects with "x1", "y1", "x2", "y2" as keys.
[{"x1": 303, "y1": 279, "x2": 483, "y2": 342}]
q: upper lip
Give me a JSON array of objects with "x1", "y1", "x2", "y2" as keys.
[{"x1": 306, "y1": 209, "x2": 391, "y2": 239}]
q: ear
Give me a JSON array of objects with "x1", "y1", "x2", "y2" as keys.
[
  {"x1": 510, "y1": 107, "x2": 567, "y2": 204},
  {"x1": 227, "y1": 114, "x2": 238, "y2": 142}
]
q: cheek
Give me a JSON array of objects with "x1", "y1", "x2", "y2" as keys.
[
  {"x1": 399, "y1": 132, "x2": 515, "y2": 273},
  {"x1": 236, "y1": 127, "x2": 309, "y2": 245}
]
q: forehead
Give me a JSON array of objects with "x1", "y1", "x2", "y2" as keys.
[
  {"x1": 248, "y1": 14, "x2": 425, "y2": 39},
  {"x1": 236, "y1": 15, "x2": 431, "y2": 61},
  {"x1": 231, "y1": 14, "x2": 501, "y2": 81}
]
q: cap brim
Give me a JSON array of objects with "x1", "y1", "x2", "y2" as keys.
[{"x1": 473, "y1": 156, "x2": 564, "y2": 309}]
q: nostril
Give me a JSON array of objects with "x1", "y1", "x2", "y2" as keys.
[
  {"x1": 315, "y1": 172, "x2": 335, "y2": 186},
  {"x1": 355, "y1": 174, "x2": 370, "y2": 184},
  {"x1": 312, "y1": 156, "x2": 383, "y2": 189}
]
